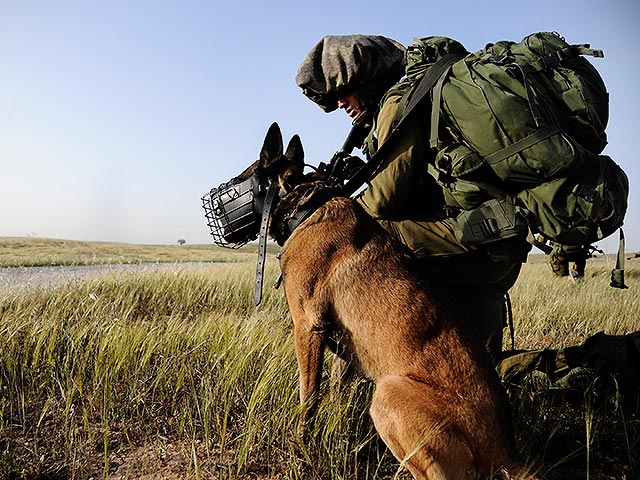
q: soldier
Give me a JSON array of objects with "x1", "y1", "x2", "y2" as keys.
[
  {"x1": 296, "y1": 35, "x2": 531, "y2": 364},
  {"x1": 548, "y1": 242, "x2": 590, "y2": 281}
]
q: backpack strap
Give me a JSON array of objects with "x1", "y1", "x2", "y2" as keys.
[
  {"x1": 392, "y1": 85, "x2": 414, "y2": 130},
  {"x1": 483, "y1": 124, "x2": 560, "y2": 167},
  {"x1": 429, "y1": 62, "x2": 456, "y2": 149},
  {"x1": 341, "y1": 53, "x2": 466, "y2": 197}
]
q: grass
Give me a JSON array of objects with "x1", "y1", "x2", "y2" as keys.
[
  {"x1": 0, "y1": 239, "x2": 638, "y2": 479},
  {"x1": 0, "y1": 237, "x2": 278, "y2": 267},
  {"x1": 510, "y1": 253, "x2": 639, "y2": 349}
]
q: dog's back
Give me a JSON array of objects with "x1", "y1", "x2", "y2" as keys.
[{"x1": 279, "y1": 196, "x2": 533, "y2": 478}]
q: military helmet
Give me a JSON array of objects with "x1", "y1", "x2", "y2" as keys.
[{"x1": 296, "y1": 34, "x2": 406, "y2": 113}]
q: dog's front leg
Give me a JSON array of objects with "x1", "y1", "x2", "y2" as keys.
[{"x1": 293, "y1": 318, "x2": 326, "y2": 437}]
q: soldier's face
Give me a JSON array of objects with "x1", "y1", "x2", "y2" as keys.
[{"x1": 336, "y1": 91, "x2": 363, "y2": 121}]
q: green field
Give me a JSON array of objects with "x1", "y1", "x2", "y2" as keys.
[{"x1": 0, "y1": 238, "x2": 638, "y2": 479}]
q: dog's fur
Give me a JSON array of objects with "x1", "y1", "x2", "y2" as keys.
[{"x1": 235, "y1": 124, "x2": 540, "y2": 479}]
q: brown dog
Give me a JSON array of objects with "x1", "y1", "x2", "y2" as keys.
[{"x1": 234, "y1": 124, "x2": 540, "y2": 479}]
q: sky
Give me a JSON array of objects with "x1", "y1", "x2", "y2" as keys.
[{"x1": 1, "y1": 0, "x2": 638, "y2": 253}]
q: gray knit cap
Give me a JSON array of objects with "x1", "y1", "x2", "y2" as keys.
[{"x1": 296, "y1": 34, "x2": 406, "y2": 112}]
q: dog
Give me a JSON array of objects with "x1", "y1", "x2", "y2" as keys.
[{"x1": 232, "y1": 123, "x2": 540, "y2": 479}]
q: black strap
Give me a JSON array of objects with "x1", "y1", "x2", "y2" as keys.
[
  {"x1": 254, "y1": 182, "x2": 280, "y2": 306},
  {"x1": 341, "y1": 53, "x2": 466, "y2": 198},
  {"x1": 284, "y1": 185, "x2": 341, "y2": 237}
]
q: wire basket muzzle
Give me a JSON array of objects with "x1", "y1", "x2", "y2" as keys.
[{"x1": 202, "y1": 174, "x2": 266, "y2": 248}]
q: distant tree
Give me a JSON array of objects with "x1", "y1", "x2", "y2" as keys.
[{"x1": 177, "y1": 238, "x2": 186, "y2": 245}]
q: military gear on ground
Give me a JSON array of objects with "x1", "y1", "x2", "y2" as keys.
[
  {"x1": 609, "y1": 230, "x2": 629, "y2": 289},
  {"x1": 295, "y1": 35, "x2": 406, "y2": 113},
  {"x1": 498, "y1": 331, "x2": 640, "y2": 400},
  {"x1": 394, "y1": 32, "x2": 628, "y2": 248}
]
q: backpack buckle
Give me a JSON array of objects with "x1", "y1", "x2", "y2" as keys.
[
  {"x1": 480, "y1": 217, "x2": 500, "y2": 238},
  {"x1": 484, "y1": 54, "x2": 511, "y2": 66}
]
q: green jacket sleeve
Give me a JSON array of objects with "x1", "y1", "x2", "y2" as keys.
[{"x1": 356, "y1": 96, "x2": 437, "y2": 219}]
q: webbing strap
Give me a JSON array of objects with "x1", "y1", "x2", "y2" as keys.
[
  {"x1": 392, "y1": 86, "x2": 414, "y2": 129},
  {"x1": 513, "y1": 63, "x2": 547, "y2": 128},
  {"x1": 528, "y1": 44, "x2": 604, "y2": 72},
  {"x1": 341, "y1": 53, "x2": 466, "y2": 198},
  {"x1": 429, "y1": 63, "x2": 456, "y2": 149},
  {"x1": 254, "y1": 182, "x2": 280, "y2": 306},
  {"x1": 403, "y1": 53, "x2": 466, "y2": 121},
  {"x1": 483, "y1": 124, "x2": 560, "y2": 167},
  {"x1": 429, "y1": 64, "x2": 453, "y2": 148},
  {"x1": 610, "y1": 229, "x2": 628, "y2": 289}
]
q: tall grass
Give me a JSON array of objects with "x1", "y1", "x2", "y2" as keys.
[
  {"x1": 509, "y1": 255, "x2": 639, "y2": 349},
  {"x1": 0, "y1": 253, "x2": 638, "y2": 478},
  {"x1": 0, "y1": 261, "x2": 399, "y2": 479}
]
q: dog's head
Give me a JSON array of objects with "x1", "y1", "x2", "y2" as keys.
[
  {"x1": 230, "y1": 122, "x2": 307, "y2": 194},
  {"x1": 203, "y1": 123, "x2": 325, "y2": 247}
]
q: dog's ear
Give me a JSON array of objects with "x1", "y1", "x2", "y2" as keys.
[
  {"x1": 279, "y1": 134, "x2": 305, "y2": 190},
  {"x1": 259, "y1": 122, "x2": 283, "y2": 169},
  {"x1": 284, "y1": 134, "x2": 304, "y2": 167}
]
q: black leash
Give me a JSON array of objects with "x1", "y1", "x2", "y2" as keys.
[{"x1": 254, "y1": 182, "x2": 280, "y2": 306}]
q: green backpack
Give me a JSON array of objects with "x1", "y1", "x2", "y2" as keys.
[{"x1": 400, "y1": 32, "x2": 628, "y2": 248}]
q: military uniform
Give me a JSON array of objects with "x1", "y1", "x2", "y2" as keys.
[
  {"x1": 296, "y1": 34, "x2": 528, "y2": 363},
  {"x1": 355, "y1": 95, "x2": 524, "y2": 363},
  {"x1": 548, "y1": 242, "x2": 589, "y2": 278}
]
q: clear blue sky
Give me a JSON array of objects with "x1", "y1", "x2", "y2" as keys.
[{"x1": 1, "y1": 0, "x2": 638, "y2": 252}]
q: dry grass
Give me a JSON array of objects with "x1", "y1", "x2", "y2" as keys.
[
  {"x1": 0, "y1": 237, "x2": 276, "y2": 267},
  {"x1": 0, "y1": 239, "x2": 638, "y2": 479},
  {"x1": 510, "y1": 254, "x2": 639, "y2": 349}
]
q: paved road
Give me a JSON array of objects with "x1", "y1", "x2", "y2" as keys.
[{"x1": 0, "y1": 262, "x2": 220, "y2": 292}]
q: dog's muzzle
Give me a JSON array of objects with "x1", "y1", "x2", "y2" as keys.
[{"x1": 202, "y1": 174, "x2": 269, "y2": 248}]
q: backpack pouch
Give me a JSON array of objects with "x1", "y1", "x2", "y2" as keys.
[
  {"x1": 516, "y1": 32, "x2": 609, "y2": 153},
  {"x1": 517, "y1": 151, "x2": 628, "y2": 245},
  {"x1": 442, "y1": 59, "x2": 581, "y2": 182}
]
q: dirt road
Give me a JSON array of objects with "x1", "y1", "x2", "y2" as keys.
[{"x1": 0, "y1": 262, "x2": 219, "y2": 292}]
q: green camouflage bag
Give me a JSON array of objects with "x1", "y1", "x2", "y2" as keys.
[{"x1": 401, "y1": 32, "x2": 628, "y2": 247}]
